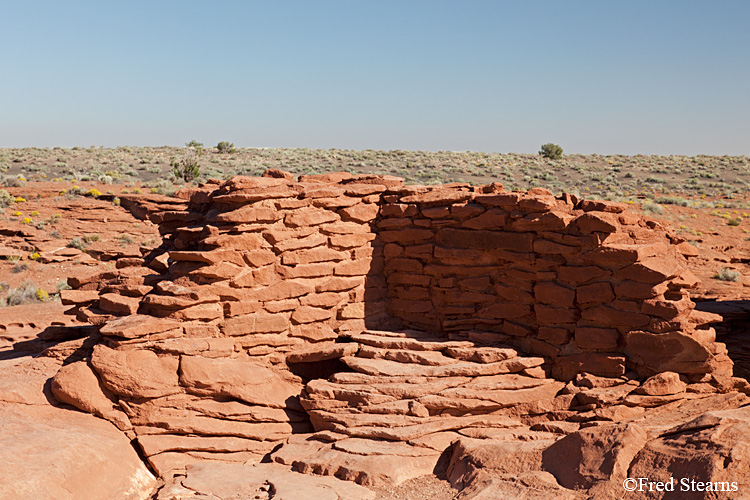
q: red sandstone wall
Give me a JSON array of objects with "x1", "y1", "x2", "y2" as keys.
[
  {"x1": 62, "y1": 173, "x2": 733, "y2": 382},
  {"x1": 378, "y1": 184, "x2": 732, "y2": 381},
  {"x1": 65, "y1": 173, "x2": 400, "y2": 345}
]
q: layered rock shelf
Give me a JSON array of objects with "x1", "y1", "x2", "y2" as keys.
[{"x1": 34, "y1": 171, "x2": 750, "y2": 498}]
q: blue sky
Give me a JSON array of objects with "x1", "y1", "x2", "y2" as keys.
[{"x1": 1, "y1": 1, "x2": 748, "y2": 154}]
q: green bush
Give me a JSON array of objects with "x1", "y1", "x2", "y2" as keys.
[
  {"x1": 216, "y1": 141, "x2": 236, "y2": 154},
  {"x1": 1, "y1": 176, "x2": 26, "y2": 188},
  {"x1": 185, "y1": 140, "x2": 203, "y2": 149},
  {"x1": 171, "y1": 149, "x2": 202, "y2": 182},
  {"x1": 539, "y1": 143, "x2": 563, "y2": 160}
]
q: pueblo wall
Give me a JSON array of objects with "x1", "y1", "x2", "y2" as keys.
[
  {"x1": 52, "y1": 172, "x2": 738, "y2": 477},
  {"x1": 65, "y1": 173, "x2": 401, "y2": 341},
  {"x1": 147, "y1": 172, "x2": 401, "y2": 341},
  {"x1": 61, "y1": 173, "x2": 733, "y2": 384},
  {"x1": 378, "y1": 183, "x2": 733, "y2": 381}
]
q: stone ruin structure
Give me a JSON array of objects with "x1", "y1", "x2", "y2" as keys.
[{"x1": 47, "y1": 172, "x2": 750, "y2": 497}]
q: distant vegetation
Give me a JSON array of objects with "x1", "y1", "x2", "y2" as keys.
[
  {"x1": 216, "y1": 141, "x2": 236, "y2": 154},
  {"x1": 0, "y1": 146, "x2": 748, "y2": 202},
  {"x1": 171, "y1": 148, "x2": 202, "y2": 183},
  {"x1": 539, "y1": 143, "x2": 563, "y2": 160}
]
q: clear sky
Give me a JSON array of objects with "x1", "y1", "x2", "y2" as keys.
[{"x1": 1, "y1": 1, "x2": 748, "y2": 154}]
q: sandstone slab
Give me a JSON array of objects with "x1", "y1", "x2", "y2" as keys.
[
  {"x1": 179, "y1": 355, "x2": 301, "y2": 408},
  {"x1": 91, "y1": 345, "x2": 181, "y2": 398},
  {"x1": 0, "y1": 398, "x2": 156, "y2": 500}
]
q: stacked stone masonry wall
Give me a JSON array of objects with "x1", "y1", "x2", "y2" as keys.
[
  {"x1": 51, "y1": 171, "x2": 743, "y2": 479},
  {"x1": 377, "y1": 183, "x2": 732, "y2": 382},
  {"x1": 61, "y1": 172, "x2": 732, "y2": 384}
]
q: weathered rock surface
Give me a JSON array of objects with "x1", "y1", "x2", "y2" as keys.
[
  {"x1": 0, "y1": 357, "x2": 157, "y2": 500},
  {"x1": 179, "y1": 355, "x2": 302, "y2": 408},
  {"x1": 156, "y1": 461, "x2": 375, "y2": 500},
  {"x1": 51, "y1": 360, "x2": 132, "y2": 431},
  {"x1": 273, "y1": 434, "x2": 443, "y2": 486}
]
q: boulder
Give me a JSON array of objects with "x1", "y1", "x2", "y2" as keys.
[
  {"x1": 0, "y1": 357, "x2": 156, "y2": 500},
  {"x1": 51, "y1": 361, "x2": 131, "y2": 431},
  {"x1": 629, "y1": 406, "x2": 750, "y2": 495},
  {"x1": 179, "y1": 356, "x2": 301, "y2": 408},
  {"x1": 634, "y1": 371, "x2": 687, "y2": 396},
  {"x1": 542, "y1": 423, "x2": 648, "y2": 489},
  {"x1": 91, "y1": 345, "x2": 181, "y2": 398}
]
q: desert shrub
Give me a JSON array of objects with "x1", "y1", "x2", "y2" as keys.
[
  {"x1": 216, "y1": 141, "x2": 236, "y2": 154},
  {"x1": 0, "y1": 190, "x2": 13, "y2": 207},
  {"x1": 728, "y1": 218, "x2": 741, "y2": 226},
  {"x1": 11, "y1": 263, "x2": 28, "y2": 274},
  {"x1": 644, "y1": 176, "x2": 666, "y2": 184},
  {"x1": 5, "y1": 280, "x2": 39, "y2": 305},
  {"x1": 57, "y1": 280, "x2": 72, "y2": 291},
  {"x1": 1, "y1": 176, "x2": 26, "y2": 187},
  {"x1": 69, "y1": 237, "x2": 86, "y2": 250},
  {"x1": 714, "y1": 268, "x2": 740, "y2": 282},
  {"x1": 117, "y1": 234, "x2": 136, "y2": 245},
  {"x1": 85, "y1": 188, "x2": 102, "y2": 197},
  {"x1": 654, "y1": 196, "x2": 688, "y2": 206},
  {"x1": 539, "y1": 143, "x2": 563, "y2": 160},
  {"x1": 171, "y1": 149, "x2": 202, "y2": 182},
  {"x1": 641, "y1": 202, "x2": 664, "y2": 215},
  {"x1": 83, "y1": 234, "x2": 100, "y2": 244},
  {"x1": 185, "y1": 140, "x2": 203, "y2": 149},
  {"x1": 148, "y1": 178, "x2": 176, "y2": 195}
]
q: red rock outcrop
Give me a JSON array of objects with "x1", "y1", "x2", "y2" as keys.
[
  {"x1": 0, "y1": 356, "x2": 157, "y2": 499},
  {"x1": 40, "y1": 171, "x2": 750, "y2": 496}
]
